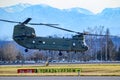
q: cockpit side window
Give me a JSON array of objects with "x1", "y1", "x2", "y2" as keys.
[{"x1": 24, "y1": 26, "x2": 36, "y2": 38}]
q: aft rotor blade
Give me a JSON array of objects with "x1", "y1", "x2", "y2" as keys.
[
  {"x1": 44, "y1": 24, "x2": 81, "y2": 34},
  {"x1": 84, "y1": 33, "x2": 105, "y2": 36},
  {"x1": 83, "y1": 33, "x2": 119, "y2": 38},
  {"x1": 30, "y1": 23, "x2": 81, "y2": 34}
]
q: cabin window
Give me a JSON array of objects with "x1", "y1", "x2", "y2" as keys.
[
  {"x1": 53, "y1": 42, "x2": 55, "y2": 44},
  {"x1": 43, "y1": 41, "x2": 45, "y2": 44},
  {"x1": 73, "y1": 43, "x2": 76, "y2": 46},
  {"x1": 32, "y1": 40, "x2": 35, "y2": 44}
]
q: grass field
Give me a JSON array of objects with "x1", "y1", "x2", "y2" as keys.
[{"x1": 0, "y1": 64, "x2": 120, "y2": 76}]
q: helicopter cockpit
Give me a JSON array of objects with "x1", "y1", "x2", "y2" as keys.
[{"x1": 13, "y1": 24, "x2": 36, "y2": 39}]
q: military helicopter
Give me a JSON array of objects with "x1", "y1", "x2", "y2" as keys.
[{"x1": 0, "y1": 18, "x2": 105, "y2": 55}]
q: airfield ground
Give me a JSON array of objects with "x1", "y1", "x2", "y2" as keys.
[
  {"x1": 0, "y1": 63, "x2": 120, "y2": 76},
  {"x1": 1, "y1": 76, "x2": 120, "y2": 80}
]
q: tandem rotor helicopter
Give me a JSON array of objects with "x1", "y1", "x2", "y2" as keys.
[{"x1": 0, "y1": 18, "x2": 109, "y2": 56}]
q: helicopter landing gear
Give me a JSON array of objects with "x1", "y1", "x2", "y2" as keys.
[
  {"x1": 58, "y1": 51, "x2": 62, "y2": 56},
  {"x1": 74, "y1": 51, "x2": 77, "y2": 53},
  {"x1": 25, "y1": 49, "x2": 28, "y2": 52},
  {"x1": 66, "y1": 51, "x2": 69, "y2": 53}
]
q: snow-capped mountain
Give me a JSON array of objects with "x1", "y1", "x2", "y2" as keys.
[
  {"x1": 0, "y1": 4, "x2": 120, "y2": 40},
  {"x1": 2, "y1": 3, "x2": 31, "y2": 13},
  {"x1": 63, "y1": 8, "x2": 94, "y2": 15}
]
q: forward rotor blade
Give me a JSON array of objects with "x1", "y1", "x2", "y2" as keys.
[
  {"x1": 29, "y1": 23, "x2": 59, "y2": 26},
  {"x1": 22, "y1": 18, "x2": 31, "y2": 25},
  {"x1": 0, "y1": 18, "x2": 58, "y2": 26},
  {"x1": 0, "y1": 19, "x2": 20, "y2": 23}
]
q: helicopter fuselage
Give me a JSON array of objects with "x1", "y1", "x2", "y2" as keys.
[{"x1": 13, "y1": 24, "x2": 88, "y2": 52}]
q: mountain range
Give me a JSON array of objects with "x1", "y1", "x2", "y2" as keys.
[{"x1": 0, "y1": 4, "x2": 120, "y2": 40}]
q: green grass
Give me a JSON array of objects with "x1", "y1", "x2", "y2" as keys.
[{"x1": 0, "y1": 64, "x2": 120, "y2": 76}]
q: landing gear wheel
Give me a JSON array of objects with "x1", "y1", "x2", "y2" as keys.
[
  {"x1": 25, "y1": 49, "x2": 28, "y2": 52},
  {"x1": 59, "y1": 51, "x2": 62, "y2": 56}
]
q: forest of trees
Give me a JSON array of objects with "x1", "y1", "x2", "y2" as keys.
[{"x1": 0, "y1": 27, "x2": 120, "y2": 64}]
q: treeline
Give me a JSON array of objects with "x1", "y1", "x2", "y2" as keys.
[
  {"x1": 0, "y1": 42, "x2": 23, "y2": 63},
  {"x1": 0, "y1": 42, "x2": 46, "y2": 63},
  {"x1": 84, "y1": 26, "x2": 120, "y2": 61}
]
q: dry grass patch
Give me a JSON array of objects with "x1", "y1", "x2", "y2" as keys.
[{"x1": 0, "y1": 64, "x2": 120, "y2": 76}]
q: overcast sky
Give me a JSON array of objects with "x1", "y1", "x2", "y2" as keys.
[{"x1": 0, "y1": 0, "x2": 120, "y2": 13}]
